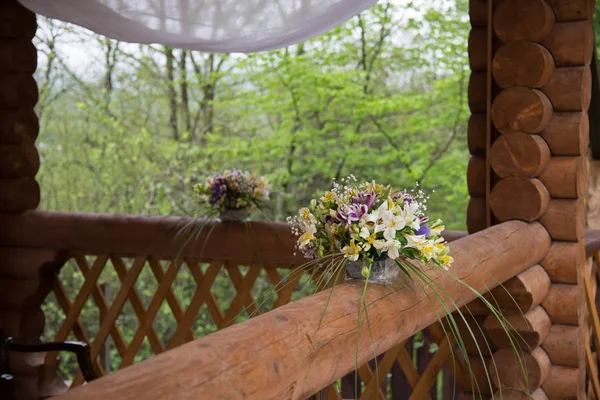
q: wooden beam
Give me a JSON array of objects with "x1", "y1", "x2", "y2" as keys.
[{"x1": 55, "y1": 221, "x2": 551, "y2": 400}]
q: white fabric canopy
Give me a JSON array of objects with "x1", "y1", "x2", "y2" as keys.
[{"x1": 18, "y1": 0, "x2": 377, "y2": 52}]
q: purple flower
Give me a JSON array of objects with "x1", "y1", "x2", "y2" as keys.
[
  {"x1": 352, "y1": 189, "x2": 379, "y2": 210},
  {"x1": 415, "y1": 225, "x2": 430, "y2": 238},
  {"x1": 336, "y1": 204, "x2": 368, "y2": 225},
  {"x1": 420, "y1": 216, "x2": 429, "y2": 223},
  {"x1": 393, "y1": 190, "x2": 414, "y2": 204}
]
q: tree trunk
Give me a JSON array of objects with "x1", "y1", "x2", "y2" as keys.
[{"x1": 165, "y1": 46, "x2": 179, "y2": 141}]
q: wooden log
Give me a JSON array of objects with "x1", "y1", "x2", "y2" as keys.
[
  {"x1": 541, "y1": 324, "x2": 579, "y2": 368},
  {"x1": 483, "y1": 306, "x2": 551, "y2": 349},
  {"x1": 542, "y1": 67, "x2": 592, "y2": 112},
  {"x1": 464, "y1": 356, "x2": 494, "y2": 395},
  {"x1": 469, "y1": 71, "x2": 487, "y2": 113},
  {"x1": 0, "y1": 39, "x2": 36, "y2": 73},
  {"x1": 545, "y1": 0, "x2": 593, "y2": 21},
  {"x1": 0, "y1": 143, "x2": 39, "y2": 178},
  {"x1": 451, "y1": 315, "x2": 496, "y2": 356},
  {"x1": 0, "y1": 109, "x2": 38, "y2": 144},
  {"x1": 585, "y1": 230, "x2": 600, "y2": 256},
  {"x1": 0, "y1": 0, "x2": 36, "y2": 39},
  {"x1": 540, "y1": 242, "x2": 582, "y2": 284},
  {"x1": 460, "y1": 296, "x2": 491, "y2": 317},
  {"x1": 0, "y1": 247, "x2": 63, "y2": 280},
  {"x1": 492, "y1": 387, "x2": 549, "y2": 400},
  {"x1": 0, "y1": 278, "x2": 39, "y2": 309},
  {"x1": 541, "y1": 366, "x2": 578, "y2": 400},
  {"x1": 494, "y1": 0, "x2": 555, "y2": 43},
  {"x1": 488, "y1": 264, "x2": 550, "y2": 311},
  {"x1": 489, "y1": 177, "x2": 550, "y2": 222},
  {"x1": 0, "y1": 178, "x2": 40, "y2": 213},
  {"x1": 539, "y1": 198, "x2": 585, "y2": 241},
  {"x1": 469, "y1": 0, "x2": 487, "y2": 26},
  {"x1": 0, "y1": 74, "x2": 38, "y2": 109},
  {"x1": 489, "y1": 347, "x2": 551, "y2": 392},
  {"x1": 541, "y1": 284, "x2": 579, "y2": 325},
  {"x1": 468, "y1": 113, "x2": 486, "y2": 156},
  {"x1": 493, "y1": 41, "x2": 555, "y2": 88},
  {"x1": 538, "y1": 157, "x2": 586, "y2": 199},
  {"x1": 55, "y1": 221, "x2": 552, "y2": 400},
  {"x1": 492, "y1": 87, "x2": 553, "y2": 134},
  {"x1": 0, "y1": 310, "x2": 21, "y2": 337},
  {"x1": 539, "y1": 112, "x2": 588, "y2": 156},
  {"x1": 541, "y1": 21, "x2": 594, "y2": 67},
  {"x1": 468, "y1": 156, "x2": 486, "y2": 197},
  {"x1": 490, "y1": 133, "x2": 550, "y2": 178},
  {"x1": 469, "y1": 27, "x2": 487, "y2": 72},
  {"x1": 480, "y1": 0, "x2": 590, "y2": 25},
  {"x1": 467, "y1": 197, "x2": 487, "y2": 234}
]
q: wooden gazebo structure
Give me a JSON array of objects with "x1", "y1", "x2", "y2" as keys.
[{"x1": 1, "y1": 0, "x2": 600, "y2": 398}]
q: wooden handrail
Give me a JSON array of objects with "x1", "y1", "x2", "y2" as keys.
[
  {"x1": 0, "y1": 211, "x2": 304, "y2": 265},
  {"x1": 57, "y1": 221, "x2": 551, "y2": 400},
  {"x1": 0, "y1": 211, "x2": 468, "y2": 266}
]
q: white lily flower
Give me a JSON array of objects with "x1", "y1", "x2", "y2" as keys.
[
  {"x1": 404, "y1": 234, "x2": 428, "y2": 250},
  {"x1": 298, "y1": 224, "x2": 317, "y2": 249},
  {"x1": 382, "y1": 211, "x2": 406, "y2": 241},
  {"x1": 386, "y1": 240, "x2": 401, "y2": 259},
  {"x1": 359, "y1": 227, "x2": 371, "y2": 239}
]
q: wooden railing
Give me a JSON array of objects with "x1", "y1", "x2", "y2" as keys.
[
  {"x1": 43, "y1": 220, "x2": 551, "y2": 399},
  {"x1": 0, "y1": 211, "x2": 468, "y2": 399},
  {"x1": 4, "y1": 211, "x2": 600, "y2": 399}
]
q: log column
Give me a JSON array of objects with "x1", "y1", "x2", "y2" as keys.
[
  {"x1": 0, "y1": 2, "x2": 61, "y2": 400},
  {"x1": 478, "y1": 0, "x2": 592, "y2": 398}
]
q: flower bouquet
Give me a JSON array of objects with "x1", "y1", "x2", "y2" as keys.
[
  {"x1": 287, "y1": 176, "x2": 452, "y2": 284},
  {"x1": 195, "y1": 169, "x2": 271, "y2": 222}
]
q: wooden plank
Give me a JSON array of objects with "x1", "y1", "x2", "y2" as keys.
[
  {"x1": 45, "y1": 255, "x2": 108, "y2": 372},
  {"x1": 148, "y1": 258, "x2": 194, "y2": 343},
  {"x1": 118, "y1": 258, "x2": 182, "y2": 368},
  {"x1": 76, "y1": 255, "x2": 128, "y2": 358},
  {"x1": 0, "y1": 212, "x2": 303, "y2": 265},
  {"x1": 111, "y1": 256, "x2": 163, "y2": 355},
  {"x1": 408, "y1": 336, "x2": 454, "y2": 400},
  {"x1": 167, "y1": 261, "x2": 221, "y2": 349},
  {"x1": 223, "y1": 263, "x2": 263, "y2": 325}
]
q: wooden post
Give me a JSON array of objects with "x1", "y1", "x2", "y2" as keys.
[
  {"x1": 473, "y1": 0, "x2": 594, "y2": 398},
  {"x1": 466, "y1": 0, "x2": 593, "y2": 398},
  {"x1": 0, "y1": 2, "x2": 67, "y2": 400}
]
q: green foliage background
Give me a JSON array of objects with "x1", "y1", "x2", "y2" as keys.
[{"x1": 36, "y1": 0, "x2": 471, "y2": 386}]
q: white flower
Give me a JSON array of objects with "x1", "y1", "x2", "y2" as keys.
[
  {"x1": 298, "y1": 224, "x2": 317, "y2": 249},
  {"x1": 404, "y1": 234, "x2": 428, "y2": 250},
  {"x1": 402, "y1": 202, "x2": 421, "y2": 230},
  {"x1": 386, "y1": 240, "x2": 402, "y2": 259},
  {"x1": 382, "y1": 211, "x2": 406, "y2": 241},
  {"x1": 341, "y1": 240, "x2": 361, "y2": 261},
  {"x1": 359, "y1": 227, "x2": 371, "y2": 239},
  {"x1": 430, "y1": 219, "x2": 445, "y2": 236}
]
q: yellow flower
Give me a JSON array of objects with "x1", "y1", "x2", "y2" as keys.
[
  {"x1": 298, "y1": 228, "x2": 316, "y2": 249},
  {"x1": 440, "y1": 255, "x2": 453, "y2": 265},
  {"x1": 341, "y1": 240, "x2": 361, "y2": 261},
  {"x1": 299, "y1": 207, "x2": 312, "y2": 220},
  {"x1": 322, "y1": 191, "x2": 336, "y2": 203}
]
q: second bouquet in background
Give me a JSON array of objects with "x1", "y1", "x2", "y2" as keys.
[{"x1": 195, "y1": 169, "x2": 271, "y2": 222}]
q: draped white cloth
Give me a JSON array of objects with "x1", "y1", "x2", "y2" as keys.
[{"x1": 18, "y1": 0, "x2": 377, "y2": 52}]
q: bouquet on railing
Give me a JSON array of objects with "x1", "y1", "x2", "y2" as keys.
[
  {"x1": 287, "y1": 176, "x2": 452, "y2": 283},
  {"x1": 195, "y1": 169, "x2": 271, "y2": 222}
]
